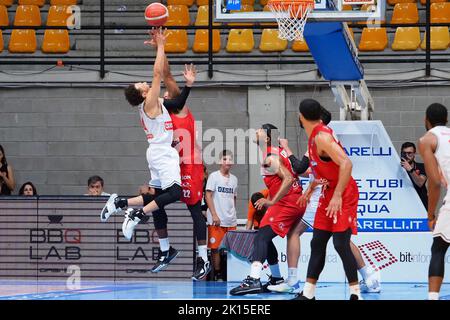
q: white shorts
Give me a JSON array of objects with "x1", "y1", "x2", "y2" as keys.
[
  {"x1": 434, "y1": 203, "x2": 450, "y2": 243},
  {"x1": 301, "y1": 187, "x2": 321, "y2": 228},
  {"x1": 146, "y1": 145, "x2": 181, "y2": 190}
]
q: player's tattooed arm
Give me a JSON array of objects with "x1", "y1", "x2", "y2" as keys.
[{"x1": 418, "y1": 132, "x2": 440, "y2": 229}]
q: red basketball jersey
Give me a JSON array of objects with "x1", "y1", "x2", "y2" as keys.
[{"x1": 170, "y1": 107, "x2": 202, "y2": 165}]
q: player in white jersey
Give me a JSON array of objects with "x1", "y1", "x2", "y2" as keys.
[
  {"x1": 99, "y1": 29, "x2": 197, "y2": 272},
  {"x1": 418, "y1": 103, "x2": 450, "y2": 300}
]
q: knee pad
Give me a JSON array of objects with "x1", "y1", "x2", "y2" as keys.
[
  {"x1": 142, "y1": 193, "x2": 156, "y2": 206},
  {"x1": 154, "y1": 184, "x2": 182, "y2": 209}
]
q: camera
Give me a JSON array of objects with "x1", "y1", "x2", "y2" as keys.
[{"x1": 401, "y1": 151, "x2": 407, "y2": 161}]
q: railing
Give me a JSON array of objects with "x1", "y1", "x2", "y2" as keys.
[{"x1": 0, "y1": 1, "x2": 449, "y2": 80}]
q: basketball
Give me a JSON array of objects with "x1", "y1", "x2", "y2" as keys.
[{"x1": 145, "y1": 3, "x2": 169, "y2": 27}]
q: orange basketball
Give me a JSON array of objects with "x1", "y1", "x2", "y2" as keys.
[{"x1": 145, "y1": 3, "x2": 169, "y2": 27}]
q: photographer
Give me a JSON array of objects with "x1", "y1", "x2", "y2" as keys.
[{"x1": 400, "y1": 142, "x2": 428, "y2": 209}]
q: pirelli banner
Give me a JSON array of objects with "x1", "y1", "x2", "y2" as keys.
[{"x1": 0, "y1": 197, "x2": 195, "y2": 281}]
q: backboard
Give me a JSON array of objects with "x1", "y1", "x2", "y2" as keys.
[{"x1": 215, "y1": 0, "x2": 386, "y2": 23}]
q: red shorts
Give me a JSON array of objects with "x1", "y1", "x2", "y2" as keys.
[
  {"x1": 180, "y1": 163, "x2": 204, "y2": 205},
  {"x1": 259, "y1": 193, "x2": 304, "y2": 238},
  {"x1": 314, "y1": 182, "x2": 359, "y2": 235}
]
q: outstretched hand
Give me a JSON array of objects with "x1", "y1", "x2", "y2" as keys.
[
  {"x1": 183, "y1": 63, "x2": 197, "y2": 86},
  {"x1": 144, "y1": 28, "x2": 166, "y2": 47}
]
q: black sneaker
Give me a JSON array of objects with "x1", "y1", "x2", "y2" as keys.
[
  {"x1": 229, "y1": 276, "x2": 262, "y2": 296},
  {"x1": 292, "y1": 291, "x2": 316, "y2": 300},
  {"x1": 262, "y1": 275, "x2": 284, "y2": 293},
  {"x1": 349, "y1": 294, "x2": 361, "y2": 300},
  {"x1": 192, "y1": 257, "x2": 211, "y2": 281},
  {"x1": 151, "y1": 246, "x2": 179, "y2": 273}
]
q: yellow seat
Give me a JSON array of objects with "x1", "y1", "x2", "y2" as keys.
[
  {"x1": 0, "y1": 30, "x2": 3, "y2": 52},
  {"x1": 260, "y1": 0, "x2": 268, "y2": 5},
  {"x1": 431, "y1": 3, "x2": 450, "y2": 24},
  {"x1": 229, "y1": 5, "x2": 254, "y2": 26},
  {"x1": 42, "y1": 29, "x2": 70, "y2": 53},
  {"x1": 391, "y1": 3, "x2": 419, "y2": 24},
  {"x1": 388, "y1": 0, "x2": 416, "y2": 5},
  {"x1": 193, "y1": 30, "x2": 221, "y2": 53},
  {"x1": 292, "y1": 38, "x2": 309, "y2": 52},
  {"x1": 196, "y1": 0, "x2": 209, "y2": 5},
  {"x1": 0, "y1": 0, "x2": 13, "y2": 7},
  {"x1": 164, "y1": 29, "x2": 188, "y2": 53},
  {"x1": 259, "y1": 29, "x2": 288, "y2": 52},
  {"x1": 166, "y1": 5, "x2": 190, "y2": 26},
  {"x1": 50, "y1": 0, "x2": 78, "y2": 4},
  {"x1": 421, "y1": 27, "x2": 450, "y2": 50},
  {"x1": 261, "y1": 5, "x2": 277, "y2": 27},
  {"x1": 18, "y1": 0, "x2": 45, "y2": 6},
  {"x1": 358, "y1": 4, "x2": 386, "y2": 25},
  {"x1": 226, "y1": 29, "x2": 254, "y2": 52},
  {"x1": 391, "y1": 27, "x2": 421, "y2": 50},
  {"x1": 47, "y1": 5, "x2": 73, "y2": 27},
  {"x1": 0, "y1": 5, "x2": 8, "y2": 26},
  {"x1": 420, "y1": 0, "x2": 446, "y2": 5},
  {"x1": 195, "y1": 5, "x2": 220, "y2": 26},
  {"x1": 342, "y1": 4, "x2": 353, "y2": 11},
  {"x1": 241, "y1": 0, "x2": 255, "y2": 4},
  {"x1": 358, "y1": 27, "x2": 388, "y2": 51},
  {"x1": 167, "y1": 0, "x2": 194, "y2": 6},
  {"x1": 9, "y1": 29, "x2": 37, "y2": 53},
  {"x1": 14, "y1": 5, "x2": 41, "y2": 26}
]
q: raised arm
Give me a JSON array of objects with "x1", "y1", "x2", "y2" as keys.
[
  {"x1": 279, "y1": 138, "x2": 310, "y2": 175},
  {"x1": 163, "y1": 64, "x2": 196, "y2": 113},
  {"x1": 163, "y1": 55, "x2": 181, "y2": 98}
]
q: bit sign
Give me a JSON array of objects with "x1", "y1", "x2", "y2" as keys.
[{"x1": 226, "y1": 0, "x2": 241, "y2": 11}]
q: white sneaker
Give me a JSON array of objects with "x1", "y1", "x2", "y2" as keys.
[
  {"x1": 100, "y1": 193, "x2": 122, "y2": 222},
  {"x1": 360, "y1": 270, "x2": 381, "y2": 293},
  {"x1": 122, "y1": 208, "x2": 141, "y2": 240},
  {"x1": 268, "y1": 280, "x2": 301, "y2": 294}
]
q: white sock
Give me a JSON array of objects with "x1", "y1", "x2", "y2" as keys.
[
  {"x1": 269, "y1": 263, "x2": 282, "y2": 278},
  {"x1": 350, "y1": 284, "x2": 362, "y2": 299},
  {"x1": 159, "y1": 238, "x2": 170, "y2": 252},
  {"x1": 302, "y1": 282, "x2": 316, "y2": 299},
  {"x1": 428, "y1": 292, "x2": 439, "y2": 300},
  {"x1": 287, "y1": 268, "x2": 298, "y2": 286},
  {"x1": 358, "y1": 266, "x2": 372, "y2": 280},
  {"x1": 198, "y1": 245, "x2": 208, "y2": 262},
  {"x1": 250, "y1": 262, "x2": 263, "y2": 279}
]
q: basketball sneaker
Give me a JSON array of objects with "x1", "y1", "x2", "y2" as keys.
[
  {"x1": 360, "y1": 270, "x2": 381, "y2": 293},
  {"x1": 229, "y1": 276, "x2": 262, "y2": 296},
  {"x1": 151, "y1": 247, "x2": 179, "y2": 273},
  {"x1": 350, "y1": 294, "x2": 363, "y2": 300},
  {"x1": 291, "y1": 291, "x2": 315, "y2": 300},
  {"x1": 192, "y1": 257, "x2": 211, "y2": 281},
  {"x1": 262, "y1": 275, "x2": 284, "y2": 293},
  {"x1": 101, "y1": 194, "x2": 124, "y2": 222},
  {"x1": 121, "y1": 208, "x2": 144, "y2": 240},
  {"x1": 268, "y1": 280, "x2": 302, "y2": 294}
]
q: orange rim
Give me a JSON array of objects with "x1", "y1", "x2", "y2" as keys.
[{"x1": 268, "y1": 0, "x2": 314, "y2": 18}]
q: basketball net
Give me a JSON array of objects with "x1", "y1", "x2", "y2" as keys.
[{"x1": 267, "y1": 0, "x2": 315, "y2": 41}]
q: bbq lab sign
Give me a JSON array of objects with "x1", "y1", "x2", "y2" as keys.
[{"x1": 228, "y1": 121, "x2": 450, "y2": 283}]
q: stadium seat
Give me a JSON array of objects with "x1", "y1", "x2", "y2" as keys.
[
  {"x1": 164, "y1": 29, "x2": 188, "y2": 53},
  {"x1": 0, "y1": 30, "x2": 3, "y2": 52},
  {"x1": 421, "y1": 27, "x2": 450, "y2": 50},
  {"x1": 8, "y1": 29, "x2": 37, "y2": 53},
  {"x1": 193, "y1": 30, "x2": 221, "y2": 53},
  {"x1": 259, "y1": 29, "x2": 288, "y2": 52},
  {"x1": 431, "y1": 3, "x2": 450, "y2": 24},
  {"x1": 229, "y1": 5, "x2": 254, "y2": 26},
  {"x1": 420, "y1": 0, "x2": 446, "y2": 5},
  {"x1": 42, "y1": 29, "x2": 70, "y2": 53},
  {"x1": 241, "y1": 0, "x2": 256, "y2": 4},
  {"x1": 167, "y1": 0, "x2": 195, "y2": 6},
  {"x1": 47, "y1": 5, "x2": 72, "y2": 27},
  {"x1": 14, "y1": 5, "x2": 41, "y2": 26},
  {"x1": 166, "y1": 5, "x2": 190, "y2": 26},
  {"x1": 342, "y1": 4, "x2": 353, "y2": 11},
  {"x1": 390, "y1": 3, "x2": 419, "y2": 24},
  {"x1": 358, "y1": 27, "x2": 388, "y2": 51},
  {"x1": 359, "y1": 4, "x2": 385, "y2": 25},
  {"x1": 0, "y1": 5, "x2": 8, "y2": 26},
  {"x1": 0, "y1": 0, "x2": 12, "y2": 7},
  {"x1": 391, "y1": 27, "x2": 421, "y2": 50},
  {"x1": 260, "y1": 0, "x2": 269, "y2": 5},
  {"x1": 18, "y1": 0, "x2": 45, "y2": 7},
  {"x1": 195, "y1": 5, "x2": 220, "y2": 26},
  {"x1": 196, "y1": 0, "x2": 209, "y2": 6},
  {"x1": 50, "y1": 0, "x2": 78, "y2": 4},
  {"x1": 292, "y1": 38, "x2": 309, "y2": 52},
  {"x1": 226, "y1": 29, "x2": 254, "y2": 52},
  {"x1": 387, "y1": 0, "x2": 416, "y2": 5}
]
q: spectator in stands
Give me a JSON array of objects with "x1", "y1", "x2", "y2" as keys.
[
  {"x1": 86, "y1": 175, "x2": 110, "y2": 196},
  {"x1": 205, "y1": 150, "x2": 238, "y2": 281},
  {"x1": 19, "y1": 182, "x2": 38, "y2": 196},
  {"x1": 400, "y1": 142, "x2": 428, "y2": 209},
  {"x1": 0, "y1": 144, "x2": 15, "y2": 196},
  {"x1": 246, "y1": 190, "x2": 270, "y2": 230}
]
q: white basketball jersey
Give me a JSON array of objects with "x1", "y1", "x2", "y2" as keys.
[
  {"x1": 138, "y1": 98, "x2": 174, "y2": 146},
  {"x1": 429, "y1": 126, "x2": 450, "y2": 201}
]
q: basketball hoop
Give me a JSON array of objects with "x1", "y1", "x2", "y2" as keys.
[{"x1": 267, "y1": 0, "x2": 315, "y2": 41}]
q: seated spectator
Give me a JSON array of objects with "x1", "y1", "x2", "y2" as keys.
[
  {"x1": 0, "y1": 144, "x2": 15, "y2": 195},
  {"x1": 246, "y1": 189, "x2": 270, "y2": 230},
  {"x1": 85, "y1": 175, "x2": 110, "y2": 196},
  {"x1": 19, "y1": 182, "x2": 38, "y2": 196}
]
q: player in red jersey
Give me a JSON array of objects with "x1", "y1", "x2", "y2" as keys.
[
  {"x1": 294, "y1": 99, "x2": 361, "y2": 300},
  {"x1": 230, "y1": 124, "x2": 305, "y2": 295}
]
